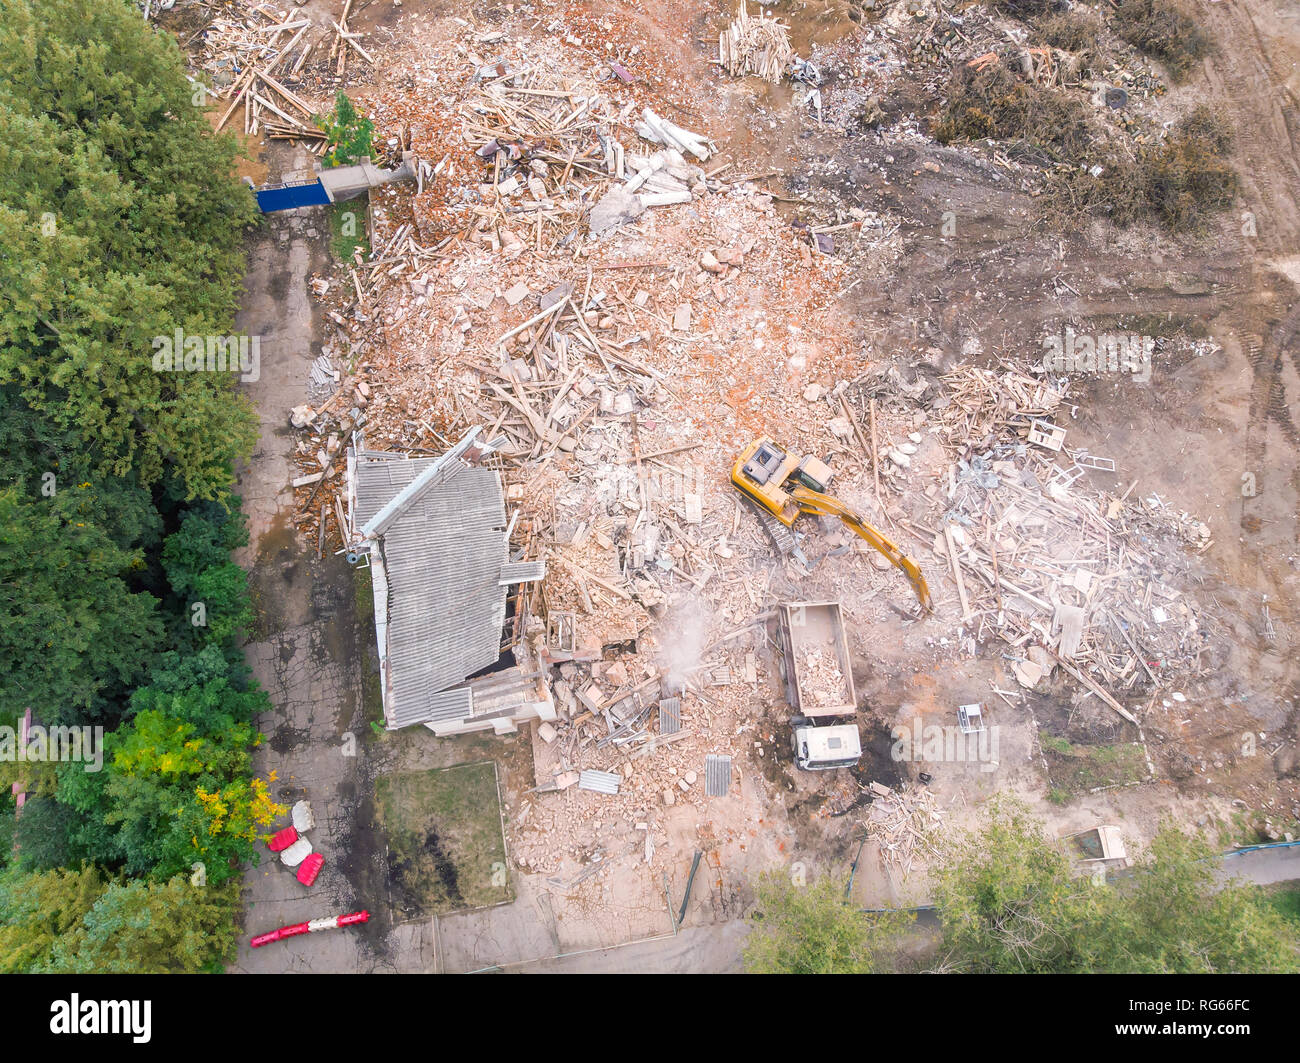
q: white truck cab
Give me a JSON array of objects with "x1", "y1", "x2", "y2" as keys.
[{"x1": 793, "y1": 722, "x2": 863, "y2": 771}]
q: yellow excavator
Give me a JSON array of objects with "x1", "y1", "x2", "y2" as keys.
[{"x1": 730, "y1": 437, "x2": 933, "y2": 614}]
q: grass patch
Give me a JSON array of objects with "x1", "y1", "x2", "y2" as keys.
[
  {"x1": 1035, "y1": 11, "x2": 1101, "y2": 66},
  {"x1": 1089, "y1": 312, "x2": 1207, "y2": 340},
  {"x1": 933, "y1": 59, "x2": 1094, "y2": 163},
  {"x1": 353, "y1": 562, "x2": 374, "y2": 626},
  {"x1": 1112, "y1": 0, "x2": 1209, "y2": 81},
  {"x1": 352, "y1": 565, "x2": 384, "y2": 730},
  {"x1": 1041, "y1": 734, "x2": 1149, "y2": 796},
  {"x1": 1267, "y1": 885, "x2": 1300, "y2": 926},
  {"x1": 1124, "y1": 107, "x2": 1237, "y2": 230},
  {"x1": 328, "y1": 198, "x2": 369, "y2": 263},
  {"x1": 374, "y1": 762, "x2": 512, "y2": 915},
  {"x1": 988, "y1": 0, "x2": 1060, "y2": 16}
]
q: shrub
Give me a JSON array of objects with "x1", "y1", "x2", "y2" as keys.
[
  {"x1": 1113, "y1": 0, "x2": 1209, "y2": 80},
  {"x1": 1036, "y1": 11, "x2": 1102, "y2": 56},
  {"x1": 988, "y1": 0, "x2": 1062, "y2": 17},
  {"x1": 934, "y1": 59, "x2": 1095, "y2": 162},
  {"x1": 316, "y1": 91, "x2": 375, "y2": 167}
]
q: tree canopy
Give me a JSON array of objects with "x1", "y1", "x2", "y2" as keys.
[
  {"x1": 931, "y1": 799, "x2": 1300, "y2": 974},
  {"x1": 0, "y1": 0, "x2": 258, "y2": 500},
  {"x1": 743, "y1": 871, "x2": 912, "y2": 974},
  {"x1": 744, "y1": 802, "x2": 1300, "y2": 974},
  {"x1": 0, "y1": 0, "x2": 277, "y2": 972}
]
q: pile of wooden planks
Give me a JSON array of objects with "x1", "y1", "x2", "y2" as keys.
[
  {"x1": 934, "y1": 363, "x2": 1065, "y2": 443},
  {"x1": 204, "y1": 6, "x2": 327, "y2": 146},
  {"x1": 329, "y1": 0, "x2": 375, "y2": 78},
  {"x1": 718, "y1": 0, "x2": 794, "y2": 83},
  {"x1": 865, "y1": 785, "x2": 944, "y2": 875},
  {"x1": 459, "y1": 70, "x2": 635, "y2": 246}
]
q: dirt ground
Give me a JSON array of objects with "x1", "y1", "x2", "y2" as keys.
[{"x1": 180, "y1": 0, "x2": 1300, "y2": 968}]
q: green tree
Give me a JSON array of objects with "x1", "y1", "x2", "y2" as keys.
[
  {"x1": 53, "y1": 756, "x2": 127, "y2": 871},
  {"x1": 95, "y1": 710, "x2": 275, "y2": 884},
  {"x1": 10, "y1": 796, "x2": 93, "y2": 872},
  {"x1": 1080, "y1": 828, "x2": 1300, "y2": 973},
  {"x1": 162, "y1": 504, "x2": 254, "y2": 648},
  {"x1": 316, "y1": 92, "x2": 375, "y2": 167},
  {"x1": 931, "y1": 798, "x2": 1097, "y2": 973},
  {"x1": 0, "y1": 864, "x2": 106, "y2": 972},
  {"x1": 0, "y1": 0, "x2": 258, "y2": 501},
  {"x1": 44, "y1": 875, "x2": 241, "y2": 974},
  {"x1": 160, "y1": 504, "x2": 249, "y2": 594},
  {"x1": 128, "y1": 659, "x2": 270, "y2": 735},
  {"x1": 0, "y1": 865, "x2": 240, "y2": 973},
  {"x1": 111, "y1": 709, "x2": 258, "y2": 780},
  {"x1": 933, "y1": 801, "x2": 1300, "y2": 973},
  {"x1": 0, "y1": 486, "x2": 161, "y2": 724},
  {"x1": 0, "y1": 389, "x2": 162, "y2": 554},
  {"x1": 743, "y1": 871, "x2": 910, "y2": 973},
  {"x1": 0, "y1": 799, "x2": 15, "y2": 870}
]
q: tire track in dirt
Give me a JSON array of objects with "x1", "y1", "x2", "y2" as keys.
[
  {"x1": 1198, "y1": 0, "x2": 1300, "y2": 253},
  {"x1": 1248, "y1": 300, "x2": 1300, "y2": 448}
]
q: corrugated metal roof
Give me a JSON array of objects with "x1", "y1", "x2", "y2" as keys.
[
  {"x1": 659, "y1": 697, "x2": 681, "y2": 735},
  {"x1": 354, "y1": 449, "x2": 514, "y2": 728},
  {"x1": 498, "y1": 560, "x2": 546, "y2": 585},
  {"x1": 705, "y1": 755, "x2": 732, "y2": 797},
  {"x1": 393, "y1": 687, "x2": 472, "y2": 729},
  {"x1": 578, "y1": 770, "x2": 622, "y2": 795}
]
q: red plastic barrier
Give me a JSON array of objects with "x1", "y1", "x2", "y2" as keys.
[
  {"x1": 249, "y1": 910, "x2": 369, "y2": 947},
  {"x1": 249, "y1": 929, "x2": 281, "y2": 948},
  {"x1": 267, "y1": 826, "x2": 299, "y2": 853},
  {"x1": 296, "y1": 853, "x2": 325, "y2": 887}
]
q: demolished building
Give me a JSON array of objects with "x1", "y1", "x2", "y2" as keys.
[{"x1": 346, "y1": 427, "x2": 554, "y2": 736}]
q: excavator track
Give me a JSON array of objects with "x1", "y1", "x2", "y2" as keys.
[{"x1": 741, "y1": 496, "x2": 799, "y2": 557}]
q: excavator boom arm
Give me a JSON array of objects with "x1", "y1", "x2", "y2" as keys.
[{"x1": 790, "y1": 486, "x2": 933, "y2": 613}]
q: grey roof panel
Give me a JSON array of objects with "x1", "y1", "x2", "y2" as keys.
[
  {"x1": 578, "y1": 770, "x2": 622, "y2": 795},
  {"x1": 354, "y1": 449, "x2": 520, "y2": 728},
  {"x1": 705, "y1": 754, "x2": 732, "y2": 797},
  {"x1": 499, "y1": 560, "x2": 546, "y2": 585},
  {"x1": 393, "y1": 686, "x2": 473, "y2": 728}
]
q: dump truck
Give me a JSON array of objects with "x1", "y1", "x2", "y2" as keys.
[
  {"x1": 730, "y1": 437, "x2": 933, "y2": 613},
  {"x1": 772, "y1": 601, "x2": 863, "y2": 770}
]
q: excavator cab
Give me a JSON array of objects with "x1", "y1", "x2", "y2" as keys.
[
  {"x1": 732, "y1": 438, "x2": 800, "y2": 525},
  {"x1": 731, "y1": 435, "x2": 933, "y2": 614},
  {"x1": 740, "y1": 441, "x2": 787, "y2": 486},
  {"x1": 793, "y1": 455, "x2": 833, "y2": 493}
]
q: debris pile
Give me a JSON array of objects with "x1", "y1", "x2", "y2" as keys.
[
  {"x1": 865, "y1": 784, "x2": 944, "y2": 875},
  {"x1": 797, "y1": 645, "x2": 851, "y2": 708},
  {"x1": 719, "y1": 1, "x2": 794, "y2": 83},
  {"x1": 917, "y1": 364, "x2": 1211, "y2": 713},
  {"x1": 201, "y1": 6, "x2": 328, "y2": 147}
]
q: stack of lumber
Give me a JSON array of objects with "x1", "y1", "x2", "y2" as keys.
[{"x1": 718, "y1": 0, "x2": 794, "y2": 83}]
